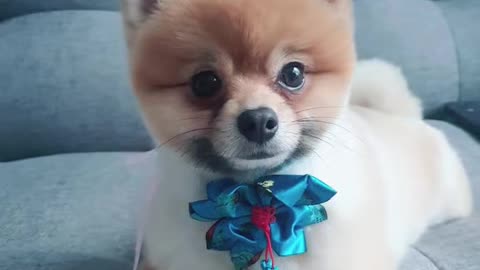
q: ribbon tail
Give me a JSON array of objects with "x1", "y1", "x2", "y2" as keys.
[
  {"x1": 230, "y1": 243, "x2": 265, "y2": 270},
  {"x1": 261, "y1": 259, "x2": 279, "y2": 270}
]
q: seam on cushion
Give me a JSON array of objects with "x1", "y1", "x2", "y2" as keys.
[
  {"x1": 429, "y1": 0, "x2": 463, "y2": 102},
  {"x1": 412, "y1": 246, "x2": 442, "y2": 270}
]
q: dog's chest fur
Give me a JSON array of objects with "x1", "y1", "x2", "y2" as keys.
[{"x1": 141, "y1": 110, "x2": 407, "y2": 270}]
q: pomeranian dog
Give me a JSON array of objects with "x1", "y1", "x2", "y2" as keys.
[{"x1": 122, "y1": 0, "x2": 472, "y2": 269}]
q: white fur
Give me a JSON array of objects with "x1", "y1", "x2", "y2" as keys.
[
  {"x1": 350, "y1": 59, "x2": 423, "y2": 118},
  {"x1": 141, "y1": 60, "x2": 472, "y2": 270}
]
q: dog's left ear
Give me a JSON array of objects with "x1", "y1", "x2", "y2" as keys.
[
  {"x1": 325, "y1": 0, "x2": 352, "y2": 8},
  {"x1": 122, "y1": 0, "x2": 160, "y2": 49},
  {"x1": 123, "y1": 0, "x2": 158, "y2": 23},
  {"x1": 325, "y1": 0, "x2": 352, "y2": 3},
  {"x1": 324, "y1": 0, "x2": 353, "y2": 10},
  {"x1": 324, "y1": 0, "x2": 354, "y2": 22}
]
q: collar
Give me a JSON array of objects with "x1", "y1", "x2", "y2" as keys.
[{"x1": 190, "y1": 174, "x2": 336, "y2": 270}]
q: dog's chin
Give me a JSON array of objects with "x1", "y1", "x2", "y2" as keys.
[
  {"x1": 185, "y1": 138, "x2": 296, "y2": 175},
  {"x1": 229, "y1": 152, "x2": 291, "y2": 171}
]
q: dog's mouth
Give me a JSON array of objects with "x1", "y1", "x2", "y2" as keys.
[
  {"x1": 185, "y1": 130, "x2": 317, "y2": 175},
  {"x1": 185, "y1": 138, "x2": 291, "y2": 174},
  {"x1": 239, "y1": 152, "x2": 276, "y2": 160}
]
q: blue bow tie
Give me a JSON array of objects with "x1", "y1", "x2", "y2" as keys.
[{"x1": 189, "y1": 174, "x2": 336, "y2": 270}]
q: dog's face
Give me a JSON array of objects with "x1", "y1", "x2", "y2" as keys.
[{"x1": 125, "y1": 0, "x2": 355, "y2": 174}]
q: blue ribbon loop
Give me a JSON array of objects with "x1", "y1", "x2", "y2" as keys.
[{"x1": 189, "y1": 174, "x2": 336, "y2": 270}]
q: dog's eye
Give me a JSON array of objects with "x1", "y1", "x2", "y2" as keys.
[
  {"x1": 277, "y1": 62, "x2": 305, "y2": 92},
  {"x1": 191, "y1": 71, "x2": 222, "y2": 98}
]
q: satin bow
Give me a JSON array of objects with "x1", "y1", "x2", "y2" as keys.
[{"x1": 189, "y1": 174, "x2": 336, "y2": 270}]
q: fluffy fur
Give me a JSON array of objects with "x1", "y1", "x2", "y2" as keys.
[{"x1": 122, "y1": 0, "x2": 472, "y2": 269}]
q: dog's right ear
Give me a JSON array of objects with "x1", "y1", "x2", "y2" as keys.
[{"x1": 122, "y1": 0, "x2": 160, "y2": 49}]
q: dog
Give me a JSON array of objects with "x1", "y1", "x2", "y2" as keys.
[{"x1": 121, "y1": 0, "x2": 473, "y2": 269}]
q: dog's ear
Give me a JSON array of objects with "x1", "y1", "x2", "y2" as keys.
[
  {"x1": 325, "y1": 0, "x2": 352, "y2": 8},
  {"x1": 122, "y1": 0, "x2": 160, "y2": 49},
  {"x1": 324, "y1": 0, "x2": 353, "y2": 23},
  {"x1": 122, "y1": 0, "x2": 158, "y2": 24},
  {"x1": 326, "y1": 0, "x2": 352, "y2": 3}
]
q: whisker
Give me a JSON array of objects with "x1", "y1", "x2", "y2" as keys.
[
  {"x1": 293, "y1": 116, "x2": 338, "y2": 120},
  {"x1": 155, "y1": 127, "x2": 214, "y2": 149},
  {"x1": 287, "y1": 130, "x2": 357, "y2": 155},
  {"x1": 294, "y1": 119, "x2": 353, "y2": 134},
  {"x1": 286, "y1": 129, "x2": 337, "y2": 143},
  {"x1": 288, "y1": 131, "x2": 335, "y2": 148},
  {"x1": 295, "y1": 106, "x2": 345, "y2": 114},
  {"x1": 293, "y1": 118, "x2": 365, "y2": 143},
  {"x1": 286, "y1": 123, "x2": 341, "y2": 141},
  {"x1": 310, "y1": 148, "x2": 326, "y2": 164},
  {"x1": 177, "y1": 116, "x2": 211, "y2": 121}
]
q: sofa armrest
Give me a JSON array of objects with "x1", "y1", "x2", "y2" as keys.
[
  {"x1": 412, "y1": 216, "x2": 480, "y2": 270},
  {"x1": 444, "y1": 102, "x2": 480, "y2": 140}
]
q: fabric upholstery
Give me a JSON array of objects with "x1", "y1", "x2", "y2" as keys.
[
  {"x1": 414, "y1": 216, "x2": 480, "y2": 270},
  {"x1": 0, "y1": 0, "x2": 118, "y2": 21},
  {"x1": 0, "y1": 11, "x2": 153, "y2": 162},
  {"x1": 0, "y1": 121, "x2": 478, "y2": 270},
  {"x1": 428, "y1": 120, "x2": 480, "y2": 210},
  {"x1": 432, "y1": 0, "x2": 480, "y2": 101},
  {"x1": 354, "y1": 0, "x2": 459, "y2": 114},
  {"x1": 400, "y1": 249, "x2": 438, "y2": 270},
  {"x1": 443, "y1": 102, "x2": 480, "y2": 140},
  {"x1": 0, "y1": 153, "x2": 145, "y2": 270}
]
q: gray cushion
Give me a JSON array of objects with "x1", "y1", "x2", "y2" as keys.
[
  {"x1": 0, "y1": 121, "x2": 478, "y2": 270},
  {"x1": 0, "y1": 11, "x2": 153, "y2": 162},
  {"x1": 0, "y1": 152, "x2": 144, "y2": 270},
  {"x1": 354, "y1": 0, "x2": 459, "y2": 114},
  {"x1": 428, "y1": 120, "x2": 480, "y2": 210},
  {"x1": 413, "y1": 216, "x2": 480, "y2": 270},
  {"x1": 433, "y1": 0, "x2": 480, "y2": 101},
  {"x1": 444, "y1": 102, "x2": 480, "y2": 140},
  {"x1": 0, "y1": 0, "x2": 119, "y2": 21},
  {"x1": 400, "y1": 249, "x2": 438, "y2": 270}
]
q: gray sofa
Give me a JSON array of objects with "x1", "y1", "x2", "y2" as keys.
[{"x1": 0, "y1": 0, "x2": 479, "y2": 269}]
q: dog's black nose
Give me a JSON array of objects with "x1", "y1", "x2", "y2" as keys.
[{"x1": 237, "y1": 107, "x2": 279, "y2": 144}]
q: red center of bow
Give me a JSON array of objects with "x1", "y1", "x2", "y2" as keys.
[{"x1": 252, "y1": 206, "x2": 276, "y2": 268}]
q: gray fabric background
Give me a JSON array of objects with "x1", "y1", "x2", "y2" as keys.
[
  {"x1": 435, "y1": 0, "x2": 480, "y2": 102},
  {"x1": 0, "y1": 11, "x2": 153, "y2": 162},
  {"x1": 429, "y1": 121, "x2": 480, "y2": 210},
  {"x1": 0, "y1": 0, "x2": 118, "y2": 21},
  {"x1": 0, "y1": 153, "x2": 141, "y2": 270},
  {"x1": 414, "y1": 216, "x2": 480, "y2": 270},
  {"x1": 354, "y1": 0, "x2": 460, "y2": 113}
]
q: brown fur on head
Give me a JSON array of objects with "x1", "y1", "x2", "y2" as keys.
[{"x1": 123, "y1": 0, "x2": 355, "y2": 174}]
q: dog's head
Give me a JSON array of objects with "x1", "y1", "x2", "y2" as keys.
[{"x1": 123, "y1": 0, "x2": 355, "y2": 174}]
